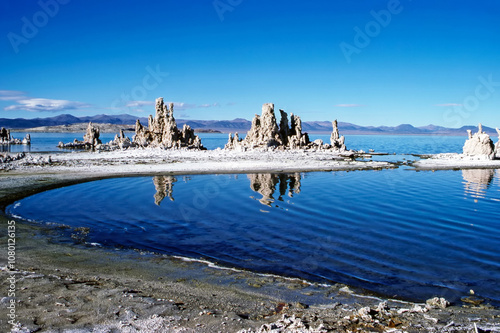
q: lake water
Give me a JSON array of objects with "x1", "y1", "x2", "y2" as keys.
[
  {"x1": 4, "y1": 132, "x2": 467, "y2": 154},
  {"x1": 7, "y1": 167, "x2": 500, "y2": 305}
]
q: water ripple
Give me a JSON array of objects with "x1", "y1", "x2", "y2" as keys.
[{"x1": 7, "y1": 169, "x2": 500, "y2": 305}]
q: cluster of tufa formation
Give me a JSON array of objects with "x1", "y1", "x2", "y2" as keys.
[
  {"x1": 225, "y1": 103, "x2": 347, "y2": 151},
  {"x1": 57, "y1": 98, "x2": 205, "y2": 151},
  {"x1": 225, "y1": 103, "x2": 306, "y2": 150},
  {"x1": 133, "y1": 98, "x2": 204, "y2": 149},
  {"x1": 106, "y1": 129, "x2": 134, "y2": 150},
  {"x1": 225, "y1": 103, "x2": 346, "y2": 152},
  {"x1": 0, "y1": 127, "x2": 31, "y2": 145},
  {"x1": 58, "y1": 122, "x2": 102, "y2": 149},
  {"x1": 463, "y1": 123, "x2": 499, "y2": 159},
  {"x1": 83, "y1": 122, "x2": 102, "y2": 147}
]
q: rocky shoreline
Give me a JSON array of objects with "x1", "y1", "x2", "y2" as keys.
[
  {"x1": 0, "y1": 148, "x2": 394, "y2": 174},
  {"x1": 0, "y1": 160, "x2": 500, "y2": 332}
]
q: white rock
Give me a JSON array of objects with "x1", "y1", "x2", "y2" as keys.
[
  {"x1": 463, "y1": 123, "x2": 495, "y2": 157},
  {"x1": 425, "y1": 297, "x2": 449, "y2": 309}
]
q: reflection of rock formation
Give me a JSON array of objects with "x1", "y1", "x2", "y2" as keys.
[
  {"x1": 462, "y1": 169, "x2": 495, "y2": 199},
  {"x1": 463, "y1": 123, "x2": 495, "y2": 158},
  {"x1": 226, "y1": 103, "x2": 348, "y2": 152},
  {"x1": 248, "y1": 173, "x2": 301, "y2": 206},
  {"x1": 133, "y1": 98, "x2": 204, "y2": 149},
  {"x1": 153, "y1": 176, "x2": 177, "y2": 205}
]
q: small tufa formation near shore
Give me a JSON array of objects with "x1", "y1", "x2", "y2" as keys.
[
  {"x1": 496, "y1": 128, "x2": 500, "y2": 159},
  {"x1": 0, "y1": 127, "x2": 10, "y2": 143},
  {"x1": 133, "y1": 98, "x2": 204, "y2": 150},
  {"x1": 106, "y1": 129, "x2": 134, "y2": 150},
  {"x1": 330, "y1": 119, "x2": 346, "y2": 150},
  {"x1": 83, "y1": 122, "x2": 102, "y2": 148},
  {"x1": 58, "y1": 122, "x2": 102, "y2": 149},
  {"x1": 225, "y1": 103, "x2": 348, "y2": 152},
  {"x1": 463, "y1": 123, "x2": 496, "y2": 158},
  {"x1": 0, "y1": 127, "x2": 31, "y2": 145}
]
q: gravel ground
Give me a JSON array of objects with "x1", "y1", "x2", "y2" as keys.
[{"x1": 1, "y1": 149, "x2": 499, "y2": 332}]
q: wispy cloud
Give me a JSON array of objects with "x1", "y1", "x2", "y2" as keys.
[
  {"x1": 171, "y1": 102, "x2": 197, "y2": 110},
  {"x1": 5, "y1": 98, "x2": 91, "y2": 112},
  {"x1": 435, "y1": 103, "x2": 462, "y2": 107},
  {"x1": 168, "y1": 102, "x2": 220, "y2": 110},
  {"x1": 199, "y1": 103, "x2": 220, "y2": 108},
  {"x1": 334, "y1": 104, "x2": 364, "y2": 107},
  {"x1": 125, "y1": 100, "x2": 154, "y2": 108},
  {"x1": 121, "y1": 101, "x2": 220, "y2": 113},
  {"x1": 0, "y1": 90, "x2": 27, "y2": 101}
]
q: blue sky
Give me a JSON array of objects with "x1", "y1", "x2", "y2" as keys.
[{"x1": 1, "y1": 0, "x2": 500, "y2": 127}]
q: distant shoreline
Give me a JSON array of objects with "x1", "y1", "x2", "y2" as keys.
[
  {"x1": 9, "y1": 125, "x2": 472, "y2": 136},
  {"x1": 9, "y1": 124, "x2": 222, "y2": 134},
  {"x1": 2, "y1": 115, "x2": 498, "y2": 136}
]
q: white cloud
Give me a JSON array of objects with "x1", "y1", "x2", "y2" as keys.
[
  {"x1": 125, "y1": 100, "x2": 154, "y2": 108},
  {"x1": 107, "y1": 99, "x2": 222, "y2": 113},
  {"x1": 0, "y1": 90, "x2": 27, "y2": 101},
  {"x1": 171, "y1": 102, "x2": 197, "y2": 110},
  {"x1": 199, "y1": 103, "x2": 220, "y2": 108},
  {"x1": 5, "y1": 98, "x2": 91, "y2": 112},
  {"x1": 163, "y1": 102, "x2": 221, "y2": 110}
]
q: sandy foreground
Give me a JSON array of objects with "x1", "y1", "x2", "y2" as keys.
[{"x1": 1, "y1": 149, "x2": 500, "y2": 332}]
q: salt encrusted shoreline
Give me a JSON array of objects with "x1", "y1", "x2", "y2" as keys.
[
  {"x1": 413, "y1": 153, "x2": 500, "y2": 170},
  {"x1": 0, "y1": 148, "x2": 394, "y2": 175}
]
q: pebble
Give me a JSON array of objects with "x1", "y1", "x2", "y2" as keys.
[
  {"x1": 339, "y1": 286, "x2": 353, "y2": 294},
  {"x1": 461, "y1": 296, "x2": 484, "y2": 306}
]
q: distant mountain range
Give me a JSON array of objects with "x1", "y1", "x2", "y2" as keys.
[{"x1": 0, "y1": 113, "x2": 497, "y2": 136}]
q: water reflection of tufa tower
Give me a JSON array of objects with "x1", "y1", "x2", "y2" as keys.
[
  {"x1": 248, "y1": 173, "x2": 301, "y2": 206},
  {"x1": 462, "y1": 169, "x2": 495, "y2": 200},
  {"x1": 153, "y1": 175, "x2": 177, "y2": 205}
]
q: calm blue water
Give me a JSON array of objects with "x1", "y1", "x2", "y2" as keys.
[
  {"x1": 4, "y1": 132, "x2": 466, "y2": 154},
  {"x1": 8, "y1": 168, "x2": 500, "y2": 305}
]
